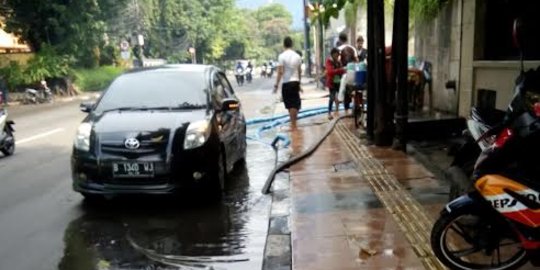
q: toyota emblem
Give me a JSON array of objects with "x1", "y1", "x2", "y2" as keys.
[{"x1": 124, "y1": 138, "x2": 140, "y2": 149}]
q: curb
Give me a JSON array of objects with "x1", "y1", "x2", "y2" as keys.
[{"x1": 262, "y1": 171, "x2": 292, "y2": 270}]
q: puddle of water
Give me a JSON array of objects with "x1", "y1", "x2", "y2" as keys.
[{"x1": 58, "y1": 137, "x2": 278, "y2": 270}]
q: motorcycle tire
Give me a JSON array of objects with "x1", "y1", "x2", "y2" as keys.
[
  {"x1": 431, "y1": 208, "x2": 527, "y2": 270},
  {"x1": 1, "y1": 128, "x2": 15, "y2": 156}
]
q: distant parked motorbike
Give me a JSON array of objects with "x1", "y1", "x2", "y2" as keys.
[
  {"x1": 267, "y1": 65, "x2": 275, "y2": 78},
  {"x1": 235, "y1": 67, "x2": 245, "y2": 86},
  {"x1": 23, "y1": 87, "x2": 53, "y2": 104},
  {"x1": 261, "y1": 65, "x2": 268, "y2": 78},
  {"x1": 246, "y1": 66, "x2": 253, "y2": 83},
  {"x1": 0, "y1": 107, "x2": 15, "y2": 156}
]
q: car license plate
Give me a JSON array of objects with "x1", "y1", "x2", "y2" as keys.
[{"x1": 112, "y1": 162, "x2": 154, "y2": 178}]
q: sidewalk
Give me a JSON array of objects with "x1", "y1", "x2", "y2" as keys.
[{"x1": 266, "y1": 82, "x2": 452, "y2": 269}]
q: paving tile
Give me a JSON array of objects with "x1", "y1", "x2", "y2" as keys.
[
  {"x1": 292, "y1": 190, "x2": 383, "y2": 215},
  {"x1": 292, "y1": 236, "x2": 359, "y2": 270},
  {"x1": 385, "y1": 163, "x2": 434, "y2": 180},
  {"x1": 291, "y1": 175, "x2": 373, "y2": 195},
  {"x1": 291, "y1": 212, "x2": 347, "y2": 239}
]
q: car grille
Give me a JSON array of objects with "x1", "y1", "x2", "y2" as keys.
[{"x1": 99, "y1": 131, "x2": 170, "y2": 158}]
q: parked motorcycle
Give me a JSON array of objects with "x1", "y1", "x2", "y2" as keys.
[
  {"x1": 0, "y1": 107, "x2": 15, "y2": 156},
  {"x1": 431, "y1": 19, "x2": 540, "y2": 269},
  {"x1": 23, "y1": 87, "x2": 53, "y2": 104},
  {"x1": 447, "y1": 106, "x2": 506, "y2": 201}
]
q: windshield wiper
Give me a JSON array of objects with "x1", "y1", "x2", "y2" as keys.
[
  {"x1": 100, "y1": 105, "x2": 205, "y2": 113},
  {"x1": 100, "y1": 106, "x2": 145, "y2": 113}
]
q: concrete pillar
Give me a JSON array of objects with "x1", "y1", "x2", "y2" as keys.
[{"x1": 458, "y1": 0, "x2": 476, "y2": 117}]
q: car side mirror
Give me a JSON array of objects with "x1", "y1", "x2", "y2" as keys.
[
  {"x1": 80, "y1": 101, "x2": 95, "y2": 113},
  {"x1": 221, "y1": 98, "x2": 240, "y2": 112}
]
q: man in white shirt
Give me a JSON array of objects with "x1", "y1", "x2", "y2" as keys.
[{"x1": 274, "y1": 36, "x2": 302, "y2": 131}]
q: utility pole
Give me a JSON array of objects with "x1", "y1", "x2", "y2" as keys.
[
  {"x1": 303, "y1": 0, "x2": 312, "y2": 77},
  {"x1": 371, "y1": 0, "x2": 393, "y2": 146},
  {"x1": 392, "y1": 0, "x2": 409, "y2": 151},
  {"x1": 317, "y1": 0, "x2": 324, "y2": 71},
  {"x1": 366, "y1": 0, "x2": 375, "y2": 140}
]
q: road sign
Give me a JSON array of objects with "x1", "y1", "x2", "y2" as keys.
[
  {"x1": 120, "y1": 41, "x2": 129, "y2": 51},
  {"x1": 121, "y1": 51, "x2": 131, "y2": 60}
]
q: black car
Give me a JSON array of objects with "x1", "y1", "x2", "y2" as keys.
[{"x1": 71, "y1": 65, "x2": 247, "y2": 199}]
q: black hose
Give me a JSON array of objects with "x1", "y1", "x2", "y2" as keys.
[{"x1": 261, "y1": 115, "x2": 351, "y2": 194}]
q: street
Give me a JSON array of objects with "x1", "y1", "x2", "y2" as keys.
[{"x1": 0, "y1": 77, "x2": 280, "y2": 270}]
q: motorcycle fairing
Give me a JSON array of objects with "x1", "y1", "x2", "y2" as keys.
[{"x1": 476, "y1": 175, "x2": 540, "y2": 227}]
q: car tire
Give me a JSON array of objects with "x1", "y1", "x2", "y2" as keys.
[{"x1": 207, "y1": 151, "x2": 226, "y2": 198}]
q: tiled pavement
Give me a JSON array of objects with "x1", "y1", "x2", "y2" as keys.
[{"x1": 287, "y1": 116, "x2": 449, "y2": 270}]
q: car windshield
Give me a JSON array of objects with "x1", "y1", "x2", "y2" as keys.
[{"x1": 94, "y1": 69, "x2": 207, "y2": 113}]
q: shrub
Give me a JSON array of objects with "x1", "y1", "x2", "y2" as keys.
[
  {"x1": 72, "y1": 66, "x2": 124, "y2": 92},
  {"x1": 100, "y1": 45, "x2": 120, "y2": 66},
  {"x1": 0, "y1": 61, "x2": 25, "y2": 90},
  {"x1": 0, "y1": 45, "x2": 71, "y2": 91}
]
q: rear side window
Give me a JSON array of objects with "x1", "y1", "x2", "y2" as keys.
[{"x1": 95, "y1": 70, "x2": 208, "y2": 112}]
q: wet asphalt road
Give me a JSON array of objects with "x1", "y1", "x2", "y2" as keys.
[{"x1": 0, "y1": 77, "x2": 279, "y2": 270}]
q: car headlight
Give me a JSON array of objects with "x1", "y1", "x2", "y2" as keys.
[
  {"x1": 74, "y1": 123, "x2": 92, "y2": 151},
  {"x1": 184, "y1": 120, "x2": 211, "y2": 150}
]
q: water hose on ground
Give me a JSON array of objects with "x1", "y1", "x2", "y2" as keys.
[{"x1": 261, "y1": 115, "x2": 351, "y2": 194}]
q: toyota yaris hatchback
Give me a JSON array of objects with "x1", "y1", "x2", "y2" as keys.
[{"x1": 71, "y1": 65, "x2": 247, "y2": 199}]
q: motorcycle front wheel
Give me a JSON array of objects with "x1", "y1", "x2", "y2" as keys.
[
  {"x1": 1, "y1": 128, "x2": 15, "y2": 156},
  {"x1": 431, "y1": 209, "x2": 527, "y2": 270}
]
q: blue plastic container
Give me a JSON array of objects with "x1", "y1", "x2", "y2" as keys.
[{"x1": 355, "y1": 62, "x2": 367, "y2": 87}]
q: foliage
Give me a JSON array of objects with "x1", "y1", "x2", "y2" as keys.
[
  {"x1": 0, "y1": 62, "x2": 25, "y2": 90},
  {"x1": 25, "y1": 45, "x2": 72, "y2": 83},
  {"x1": 0, "y1": 45, "x2": 71, "y2": 89},
  {"x1": 72, "y1": 66, "x2": 125, "y2": 92},
  {"x1": 0, "y1": 0, "x2": 117, "y2": 68},
  {"x1": 100, "y1": 45, "x2": 120, "y2": 66},
  {"x1": 1, "y1": 0, "x2": 297, "y2": 71},
  {"x1": 311, "y1": 0, "x2": 446, "y2": 28},
  {"x1": 410, "y1": 0, "x2": 446, "y2": 22}
]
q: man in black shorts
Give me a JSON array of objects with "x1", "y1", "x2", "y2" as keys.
[{"x1": 274, "y1": 37, "x2": 302, "y2": 131}]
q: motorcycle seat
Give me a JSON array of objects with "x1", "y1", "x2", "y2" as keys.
[{"x1": 471, "y1": 107, "x2": 506, "y2": 127}]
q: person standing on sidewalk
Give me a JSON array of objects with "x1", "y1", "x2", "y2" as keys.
[
  {"x1": 274, "y1": 36, "x2": 302, "y2": 132},
  {"x1": 325, "y1": 48, "x2": 346, "y2": 120},
  {"x1": 356, "y1": 35, "x2": 367, "y2": 62},
  {"x1": 337, "y1": 33, "x2": 359, "y2": 115}
]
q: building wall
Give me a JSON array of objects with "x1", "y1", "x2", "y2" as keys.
[
  {"x1": 0, "y1": 53, "x2": 34, "y2": 67},
  {"x1": 414, "y1": 0, "x2": 462, "y2": 114},
  {"x1": 0, "y1": 19, "x2": 31, "y2": 53}
]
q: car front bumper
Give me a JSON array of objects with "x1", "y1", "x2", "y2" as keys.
[{"x1": 71, "y1": 145, "x2": 220, "y2": 195}]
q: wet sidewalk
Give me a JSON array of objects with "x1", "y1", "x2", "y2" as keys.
[
  {"x1": 286, "y1": 115, "x2": 450, "y2": 269},
  {"x1": 240, "y1": 79, "x2": 450, "y2": 269},
  {"x1": 250, "y1": 80, "x2": 535, "y2": 270}
]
